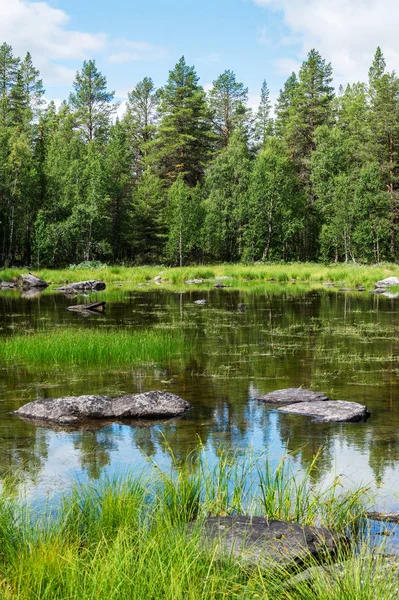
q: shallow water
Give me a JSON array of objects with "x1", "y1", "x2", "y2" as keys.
[{"x1": 1, "y1": 283, "x2": 399, "y2": 518}]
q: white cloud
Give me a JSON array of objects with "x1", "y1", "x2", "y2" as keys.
[
  {"x1": 108, "y1": 40, "x2": 168, "y2": 64},
  {"x1": 254, "y1": 0, "x2": 399, "y2": 84},
  {"x1": 0, "y1": 0, "x2": 167, "y2": 86}
]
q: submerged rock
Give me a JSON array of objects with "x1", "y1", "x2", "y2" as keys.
[
  {"x1": 14, "y1": 391, "x2": 192, "y2": 425},
  {"x1": 189, "y1": 516, "x2": 347, "y2": 568},
  {"x1": 278, "y1": 400, "x2": 370, "y2": 423},
  {"x1": 19, "y1": 273, "x2": 48, "y2": 289},
  {"x1": 257, "y1": 388, "x2": 328, "y2": 405},
  {"x1": 375, "y1": 276, "x2": 399, "y2": 288},
  {"x1": 55, "y1": 280, "x2": 106, "y2": 292}
]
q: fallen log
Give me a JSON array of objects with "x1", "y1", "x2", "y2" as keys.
[{"x1": 67, "y1": 301, "x2": 106, "y2": 313}]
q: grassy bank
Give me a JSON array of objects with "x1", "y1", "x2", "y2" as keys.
[
  {"x1": 0, "y1": 328, "x2": 187, "y2": 369},
  {"x1": 0, "y1": 450, "x2": 387, "y2": 599},
  {"x1": 2, "y1": 262, "x2": 399, "y2": 288}
]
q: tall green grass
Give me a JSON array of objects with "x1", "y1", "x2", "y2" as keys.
[
  {"x1": 2, "y1": 262, "x2": 399, "y2": 288},
  {"x1": 0, "y1": 449, "x2": 376, "y2": 599},
  {"x1": 0, "y1": 328, "x2": 187, "y2": 368}
]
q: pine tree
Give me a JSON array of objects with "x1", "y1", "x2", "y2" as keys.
[
  {"x1": 69, "y1": 60, "x2": 116, "y2": 143},
  {"x1": 150, "y1": 56, "x2": 213, "y2": 186},
  {"x1": 274, "y1": 72, "x2": 298, "y2": 139},
  {"x1": 0, "y1": 43, "x2": 20, "y2": 126},
  {"x1": 125, "y1": 77, "x2": 159, "y2": 176},
  {"x1": 208, "y1": 70, "x2": 248, "y2": 147},
  {"x1": 254, "y1": 79, "x2": 273, "y2": 147}
]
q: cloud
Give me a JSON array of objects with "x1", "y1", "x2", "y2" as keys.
[
  {"x1": 254, "y1": 0, "x2": 399, "y2": 84},
  {"x1": 0, "y1": 0, "x2": 167, "y2": 86},
  {"x1": 108, "y1": 40, "x2": 168, "y2": 64}
]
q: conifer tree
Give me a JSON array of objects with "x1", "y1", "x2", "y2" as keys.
[
  {"x1": 208, "y1": 70, "x2": 248, "y2": 147},
  {"x1": 150, "y1": 56, "x2": 213, "y2": 186},
  {"x1": 69, "y1": 60, "x2": 116, "y2": 143},
  {"x1": 254, "y1": 79, "x2": 273, "y2": 147}
]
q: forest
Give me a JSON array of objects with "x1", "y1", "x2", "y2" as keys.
[{"x1": 0, "y1": 43, "x2": 397, "y2": 268}]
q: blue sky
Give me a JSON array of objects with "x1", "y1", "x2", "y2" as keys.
[{"x1": 1, "y1": 0, "x2": 398, "y2": 112}]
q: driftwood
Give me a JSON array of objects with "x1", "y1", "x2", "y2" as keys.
[{"x1": 67, "y1": 301, "x2": 106, "y2": 313}]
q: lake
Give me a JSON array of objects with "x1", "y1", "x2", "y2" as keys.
[{"x1": 1, "y1": 283, "x2": 399, "y2": 515}]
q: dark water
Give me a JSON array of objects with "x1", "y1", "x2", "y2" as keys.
[{"x1": 1, "y1": 284, "x2": 399, "y2": 517}]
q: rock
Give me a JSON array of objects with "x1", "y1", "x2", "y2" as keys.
[
  {"x1": 366, "y1": 511, "x2": 399, "y2": 523},
  {"x1": 383, "y1": 292, "x2": 399, "y2": 299},
  {"x1": 13, "y1": 390, "x2": 192, "y2": 425},
  {"x1": 54, "y1": 280, "x2": 106, "y2": 292},
  {"x1": 194, "y1": 299, "x2": 207, "y2": 305},
  {"x1": 19, "y1": 273, "x2": 48, "y2": 289},
  {"x1": 189, "y1": 516, "x2": 347, "y2": 569},
  {"x1": 322, "y1": 283, "x2": 334, "y2": 288},
  {"x1": 186, "y1": 279, "x2": 204, "y2": 284},
  {"x1": 153, "y1": 276, "x2": 162, "y2": 282},
  {"x1": 357, "y1": 286, "x2": 366, "y2": 292},
  {"x1": 0, "y1": 281, "x2": 16, "y2": 289},
  {"x1": 67, "y1": 301, "x2": 106, "y2": 313},
  {"x1": 214, "y1": 282, "x2": 229, "y2": 289},
  {"x1": 257, "y1": 388, "x2": 328, "y2": 405},
  {"x1": 237, "y1": 303, "x2": 247, "y2": 311},
  {"x1": 370, "y1": 288, "x2": 386, "y2": 294},
  {"x1": 375, "y1": 276, "x2": 399, "y2": 288},
  {"x1": 278, "y1": 400, "x2": 370, "y2": 423}
]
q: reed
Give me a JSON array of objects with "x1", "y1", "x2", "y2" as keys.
[
  {"x1": 0, "y1": 448, "x2": 379, "y2": 599},
  {"x1": 0, "y1": 327, "x2": 187, "y2": 368}
]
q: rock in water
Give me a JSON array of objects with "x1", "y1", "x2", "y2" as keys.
[
  {"x1": 67, "y1": 301, "x2": 106, "y2": 313},
  {"x1": 19, "y1": 274, "x2": 48, "y2": 289},
  {"x1": 189, "y1": 516, "x2": 347, "y2": 568},
  {"x1": 0, "y1": 281, "x2": 16, "y2": 289},
  {"x1": 13, "y1": 391, "x2": 192, "y2": 425},
  {"x1": 278, "y1": 400, "x2": 370, "y2": 423},
  {"x1": 257, "y1": 388, "x2": 328, "y2": 405},
  {"x1": 375, "y1": 276, "x2": 399, "y2": 288},
  {"x1": 54, "y1": 280, "x2": 106, "y2": 292}
]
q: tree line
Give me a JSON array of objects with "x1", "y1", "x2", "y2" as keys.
[{"x1": 0, "y1": 43, "x2": 397, "y2": 267}]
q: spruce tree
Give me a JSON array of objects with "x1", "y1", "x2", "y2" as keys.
[{"x1": 254, "y1": 79, "x2": 273, "y2": 147}]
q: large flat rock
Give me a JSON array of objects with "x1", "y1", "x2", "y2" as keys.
[
  {"x1": 14, "y1": 391, "x2": 192, "y2": 425},
  {"x1": 19, "y1": 274, "x2": 48, "y2": 289},
  {"x1": 189, "y1": 516, "x2": 347, "y2": 568},
  {"x1": 278, "y1": 400, "x2": 370, "y2": 423},
  {"x1": 257, "y1": 388, "x2": 328, "y2": 405},
  {"x1": 54, "y1": 280, "x2": 106, "y2": 292},
  {"x1": 375, "y1": 276, "x2": 399, "y2": 288}
]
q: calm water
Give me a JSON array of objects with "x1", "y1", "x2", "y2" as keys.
[{"x1": 1, "y1": 283, "x2": 399, "y2": 516}]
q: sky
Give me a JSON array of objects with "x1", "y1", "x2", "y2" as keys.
[{"x1": 1, "y1": 0, "x2": 399, "y2": 114}]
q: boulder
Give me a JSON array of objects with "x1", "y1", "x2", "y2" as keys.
[
  {"x1": 19, "y1": 274, "x2": 48, "y2": 289},
  {"x1": 257, "y1": 388, "x2": 328, "y2": 405},
  {"x1": 54, "y1": 280, "x2": 106, "y2": 292},
  {"x1": 375, "y1": 276, "x2": 399, "y2": 288},
  {"x1": 13, "y1": 390, "x2": 192, "y2": 425},
  {"x1": 189, "y1": 516, "x2": 347, "y2": 569},
  {"x1": 0, "y1": 281, "x2": 16, "y2": 289},
  {"x1": 278, "y1": 400, "x2": 370, "y2": 423}
]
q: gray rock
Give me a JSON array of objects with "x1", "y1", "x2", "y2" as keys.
[
  {"x1": 383, "y1": 292, "x2": 399, "y2": 299},
  {"x1": 153, "y1": 276, "x2": 162, "y2": 282},
  {"x1": 19, "y1": 273, "x2": 48, "y2": 289},
  {"x1": 366, "y1": 511, "x2": 399, "y2": 523},
  {"x1": 257, "y1": 388, "x2": 328, "y2": 405},
  {"x1": 278, "y1": 400, "x2": 370, "y2": 423},
  {"x1": 370, "y1": 288, "x2": 386, "y2": 294},
  {"x1": 375, "y1": 276, "x2": 399, "y2": 288},
  {"x1": 189, "y1": 516, "x2": 347, "y2": 568},
  {"x1": 67, "y1": 301, "x2": 106, "y2": 313},
  {"x1": 322, "y1": 283, "x2": 334, "y2": 288},
  {"x1": 186, "y1": 279, "x2": 204, "y2": 284},
  {"x1": 13, "y1": 390, "x2": 192, "y2": 425},
  {"x1": 194, "y1": 299, "x2": 207, "y2": 305},
  {"x1": 54, "y1": 280, "x2": 106, "y2": 292},
  {"x1": 214, "y1": 282, "x2": 229, "y2": 289},
  {"x1": 0, "y1": 281, "x2": 16, "y2": 289}
]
